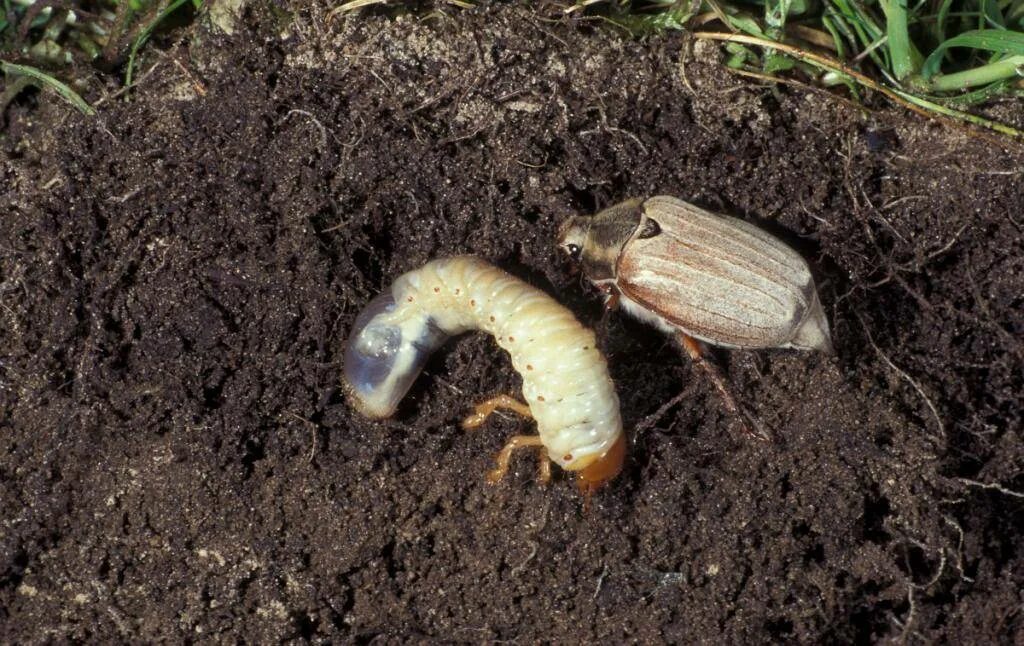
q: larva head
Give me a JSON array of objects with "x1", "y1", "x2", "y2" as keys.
[
  {"x1": 574, "y1": 433, "x2": 627, "y2": 498},
  {"x1": 558, "y1": 198, "x2": 645, "y2": 282},
  {"x1": 342, "y1": 291, "x2": 448, "y2": 419}
]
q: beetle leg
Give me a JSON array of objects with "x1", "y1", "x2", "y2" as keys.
[
  {"x1": 461, "y1": 394, "x2": 533, "y2": 430},
  {"x1": 677, "y1": 333, "x2": 772, "y2": 442},
  {"x1": 598, "y1": 283, "x2": 621, "y2": 312},
  {"x1": 604, "y1": 290, "x2": 620, "y2": 312},
  {"x1": 486, "y1": 435, "x2": 546, "y2": 484},
  {"x1": 635, "y1": 389, "x2": 692, "y2": 434},
  {"x1": 594, "y1": 284, "x2": 620, "y2": 358}
]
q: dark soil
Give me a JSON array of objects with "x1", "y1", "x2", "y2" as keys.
[{"x1": 2, "y1": 3, "x2": 1023, "y2": 642}]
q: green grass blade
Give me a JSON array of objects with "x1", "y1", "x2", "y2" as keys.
[
  {"x1": 879, "y1": 0, "x2": 923, "y2": 79},
  {"x1": 821, "y1": 14, "x2": 849, "y2": 58},
  {"x1": 125, "y1": 0, "x2": 193, "y2": 90},
  {"x1": 828, "y1": 0, "x2": 884, "y2": 42},
  {"x1": 925, "y1": 54, "x2": 1024, "y2": 90},
  {"x1": 826, "y1": 0, "x2": 891, "y2": 68},
  {"x1": 921, "y1": 29, "x2": 1024, "y2": 78},
  {"x1": 981, "y1": 0, "x2": 1007, "y2": 28},
  {"x1": 920, "y1": 78, "x2": 1022, "y2": 105},
  {"x1": 0, "y1": 60, "x2": 95, "y2": 115},
  {"x1": 934, "y1": 0, "x2": 954, "y2": 45},
  {"x1": 766, "y1": 0, "x2": 794, "y2": 31},
  {"x1": 765, "y1": 0, "x2": 795, "y2": 71},
  {"x1": 724, "y1": 11, "x2": 770, "y2": 38}
]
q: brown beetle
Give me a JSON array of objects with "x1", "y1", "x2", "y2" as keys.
[{"x1": 558, "y1": 195, "x2": 833, "y2": 437}]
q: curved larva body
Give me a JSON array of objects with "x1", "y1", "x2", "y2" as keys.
[
  {"x1": 343, "y1": 256, "x2": 623, "y2": 476},
  {"x1": 559, "y1": 196, "x2": 833, "y2": 353}
]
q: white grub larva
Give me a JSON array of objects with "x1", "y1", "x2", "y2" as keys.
[{"x1": 343, "y1": 255, "x2": 625, "y2": 495}]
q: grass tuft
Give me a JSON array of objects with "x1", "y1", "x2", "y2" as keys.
[
  {"x1": 0, "y1": 0, "x2": 202, "y2": 113},
  {"x1": 572, "y1": 0, "x2": 1024, "y2": 141}
]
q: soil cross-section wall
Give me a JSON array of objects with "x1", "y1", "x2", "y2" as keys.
[{"x1": 2, "y1": 3, "x2": 1023, "y2": 642}]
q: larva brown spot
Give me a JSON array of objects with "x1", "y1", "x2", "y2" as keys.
[
  {"x1": 508, "y1": 336, "x2": 515, "y2": 342},
  {"x1": 537, "y1": 395, "x2": 545, "y2": 402},
  {"x1": 563, "y1": 454, "x2": 573, "y2": 461},
  {"x1": 583, "y1": 346, "x2": 589, "y2": 350},
  {"x1": 455, "y1": 288, "x2": 460, "y2": 295},
  {"x1": 471, "y1": 299, "x2": 476, "y2": 307},
  {"x1": 433, "y1": 287, "x2": 440, "y2": 293},
  {"x1": 407, "y1": 296, "x2": 414, "y2": 303},
  {"x1": 526, "y1": 364, "x2": 533, "y2": 370},
  {"x1": 489, "y1": 315, "x2": 495, "y2": 322}
]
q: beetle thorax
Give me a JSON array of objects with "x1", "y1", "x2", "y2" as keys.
[{"x1": 577, "y1": 199, "x2": 644, "y2": 282}]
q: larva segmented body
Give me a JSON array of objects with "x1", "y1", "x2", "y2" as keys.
[{"x1": 343, "y1": 256, "x2": 624, "y2": 490}]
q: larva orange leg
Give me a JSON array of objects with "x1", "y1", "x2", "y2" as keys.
[
  {"x1": 486, "y1": 435, "x2": 546, "y2": 484},
  {"x1": 677, "y1": 333, "x2": 772, "y2": 442},
  {"x1": 461, "y1": 394, "x2": 533, "y2": 431},
  {"x1": 538, "y1": 455, "x2": 552, "y2": 485}
]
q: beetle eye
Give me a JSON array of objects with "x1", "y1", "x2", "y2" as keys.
[{"x1": 565, "y1": 243, "x2": 582, "y2": 261}]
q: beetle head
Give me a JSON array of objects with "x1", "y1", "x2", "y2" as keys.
[
  {"x1": 558, "y1": 198, "x2": 645, "y2": 282},
  {"x1": 557, "y1": 216, "x2": 588, "y2": 263}
]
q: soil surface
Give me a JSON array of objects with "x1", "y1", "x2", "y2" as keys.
[{"x1": 2, "y1": 3, "x2": 1023, "y2": 642}]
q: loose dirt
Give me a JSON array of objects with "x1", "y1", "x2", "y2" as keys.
[{"x1": 2, "y1": 3, "x2": 1023, "y2": 642}]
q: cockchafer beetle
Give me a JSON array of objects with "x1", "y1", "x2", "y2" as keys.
[{"x1": 558, "y1": 195, "x2": 833, "y2": 438}]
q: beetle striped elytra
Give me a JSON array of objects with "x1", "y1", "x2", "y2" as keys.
[{"x1": 558, "y1": 195, "x2": 833, "y2": 354}]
